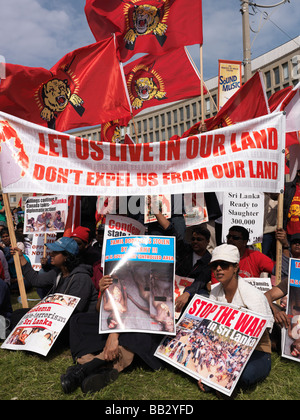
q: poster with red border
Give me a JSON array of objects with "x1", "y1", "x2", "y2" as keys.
[{"x1": 155, "y1": 294, "x2": 271, "y2": 396}]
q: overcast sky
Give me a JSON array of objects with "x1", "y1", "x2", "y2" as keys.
[{"x1": 0, "y1": 0, "x2": 299, "y2": 81}]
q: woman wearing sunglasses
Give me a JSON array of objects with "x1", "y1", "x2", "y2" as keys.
[{"x1": 198, "y1": 243, "x2": 274, "y2": 394}]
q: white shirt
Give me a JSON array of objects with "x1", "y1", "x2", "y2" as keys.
[{"x1": 210, "y1": 277, "x2": 274, "y2": 330}]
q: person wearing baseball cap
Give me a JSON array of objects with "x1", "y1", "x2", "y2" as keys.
[
  {"x1": 197, "y1": 243, "x2": 274, "y2": 394},
  {"x1": 10, "y1": 236, "x2": 98, "y2": 333},
  {"x1": 46, "y1": 236, "x2": 79, "y2": 256}
]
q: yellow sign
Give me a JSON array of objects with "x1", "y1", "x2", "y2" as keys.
[{"x1": 218, "y1": 60, "x2": 242, "y2": 109}]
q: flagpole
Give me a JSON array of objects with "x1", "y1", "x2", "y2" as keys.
[
  {"x1": 275, "y1": 192, "x2": 283, "y2": 289},
  {"x1": 131, "y1": 114, "x2": 140, "y2": 143},
  {"x1": 200, "y1": 45, "x2": 205, "y2": 123},
  {"x1": 2, "y1": 193, "x2": 28, "y2": 308},
  {"x1": 184, "y1": 47, "x2": 217, "y2": 116}
]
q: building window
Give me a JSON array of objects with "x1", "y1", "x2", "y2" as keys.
[
  {"x1": 173, "y1": 109, "x2": 177, "y2": 124},
  {"x1": 155, "y1": 115, "x2": 159, "y2": 129},
  {"x1": 185, "y1": 105, "x2": 190, "y2": 120},
  {"x1": 149, "y1": 117, "x2": 153, "y2": 130},
  {"x1": 282, "y1": 62, "x2": 289, "y2": 80},
  {"x1": 143, "y1": 120, "x2": 147, "y2": 131},
  {"x1": 205, "y1": 98, "x2": 210, "y2": 113},
  {"x1": 212, "y1": 94, "x2": 217, "y2": 112},
  {"x1": 192, "y1": 102, "x2": 197, "y2": 118},
  {"x1": 179, "y1": 107, "x2": 184, "y2": 121},
  {"x1": 292, "y1": 55, "x2": 300, "y2": 81},
  {"x1": 161, "y1": 114, "x2": 165, "y2": 127},
  {"x1": 10, "y1": 195, "x2": 17, "y2": 205},
  {"x1": 273, "y1": 66, "x2": 280, "y2": 85},
  {"x1": 265, "y1": 71, "x2": 271, "y2": 89},
  {"x1": 167, "y1": 111, "x2": 171, "y2": 125}
]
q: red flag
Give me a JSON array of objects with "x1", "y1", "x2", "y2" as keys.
[
  {"x1": 64, "y1": 196, "x2": 81, "y2": 238},
  {"x1": 268, "y1": 85, "x2": 292, "y2": 112},
  {"x1": 101, "y1": 120, "x2": 122, "y2": 143},
  {"x1": 124, "y1": 134, "x2": 135, "y2": 144},
  {"x1": 206, "y1": 72, "x2": 269, "y2": 131},
  {"x1": 0, "y1": 38, "x2": 132, "y2": 132},
  {"x1": 85, "y1": 0, "x2": 203, "y2": 62},
  {"x1": 124, "y1": 48, "x2": 205, "y2": 117}
]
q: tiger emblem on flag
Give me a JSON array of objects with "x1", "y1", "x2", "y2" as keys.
[
  {"x1": 40, "y1": 79, "x2": 84, "y2": 124},
  {"x1": 35, "y1": 67, "x2": 85, "y2": 130},
  {"x1": 102, "y1": 121, "x2": 122, "y2": 143},
  {"x1": 123, "y1": 1, "x2": 170, "y2": 49},
  {"x1": 127, "y1": 64, "x2": 166, "y2": 110}
]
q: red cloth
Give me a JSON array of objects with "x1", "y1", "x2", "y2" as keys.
[
  {"x1": 85, "y1": 0, "x2": 203, "y2": 62},
  {"x1": 286, "y1": 184, "x2": 300, "y2": 236},
  {"x1": 238, "y1": 248, "x2": 275, "y2": 278},
  {"x1": 63, "y1": 196, "x2": 81, "y2": 238},
  {"x1": 268, "y1": 85, "x2": 292, "y2": 112},
  {"x1": 206, "y1": 72, "x2": 269, "y2": 131},
  {"x1": 124, "y1": 47, "x2": 205, "y2": 117},
  {"x1": 71, "y1": 226, "x2": 90, "y2": 243},
  {"x1": 0, "y1": 38, "x2": 131, "y2": 131},
  {"x1": 0, "y1": 261, "x2": 4, "y2": 281}
]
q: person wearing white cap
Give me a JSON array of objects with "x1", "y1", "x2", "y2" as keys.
[{"x1": 198, "y1": 244, "x2": 274, "y2": 394}]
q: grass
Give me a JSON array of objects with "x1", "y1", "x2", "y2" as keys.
[{"x1": 0, "y1": 290, "x2": 299, "y2": 401}]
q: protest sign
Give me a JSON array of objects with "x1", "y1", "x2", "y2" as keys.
[
  {"x1": 243, "y1": 277, "x2": 272, "y2": 293},
  {"x1": 99, "y1": 235, "x2": 176, "y2": 335},
  {"x1": 222, "y1": 191, "x2": 264, "y2": 244},
  {"x1": 144, "y1": 195, "x2": 171, "y2": 224},
  {"x1": 28, "y1": 233, "x2": 56, "y2": 271},
  {"x1": 155, "y1": 295, "x2": 271, "y2": 396},
  {"x1": 1, "y1": 293, "x2": 80, "y2": 356},
  {"x1": 282, "y1": 258, "x2": 300, "y2": 363},
  {"x1": 0, "y1": 111, "x2": 285, "y2": 196},
  {"x1": 101, "y1": 215, "x2": 146, "y2": 267},
  {"x1": 24, "y1": 195, "x2": 68, "y2": 233},
  {"x1": 183, "y1": 193, "x2": 208, "y2": 227},
  {"x1": 218, "y1": 60, "x2": 242, "y2": 108}
]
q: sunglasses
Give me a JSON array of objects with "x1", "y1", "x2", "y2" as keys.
[
  {"x1": 191, "y1": 237, "x2": 205, "y2": 242},
  {"x1": 226, "y1": 234, "x2": 243, "y2": 241},
  {"x1": 210, "y1": 261, "x2": 233, "y2": 270}
]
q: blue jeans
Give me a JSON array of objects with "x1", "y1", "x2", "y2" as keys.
[{"x1": 239, "y1": 350, "x2": 271, "y2": 388}]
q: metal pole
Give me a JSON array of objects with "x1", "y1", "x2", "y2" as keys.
[{"x1": 240, "y1": 1, "x2": 252, "y2": 82}]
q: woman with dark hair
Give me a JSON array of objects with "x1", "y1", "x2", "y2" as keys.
[
  {"x1": 11, "y1": 237, "x2": 98, "y2": 314},
  {"x1": 9, "y1": 237, "x2": 98, "y2": 344},
  {"x1": 198, "y1": 244, "x2": 274, "y2": 394}
]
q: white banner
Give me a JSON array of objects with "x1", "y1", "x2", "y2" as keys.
[{"x1": 0, "y1": 111, "x2": 285, "y2": 196}]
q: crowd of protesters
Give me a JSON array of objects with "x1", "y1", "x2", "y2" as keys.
[{"x1": 0, "y1": 184, "x2": 299, "y2": 398}]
